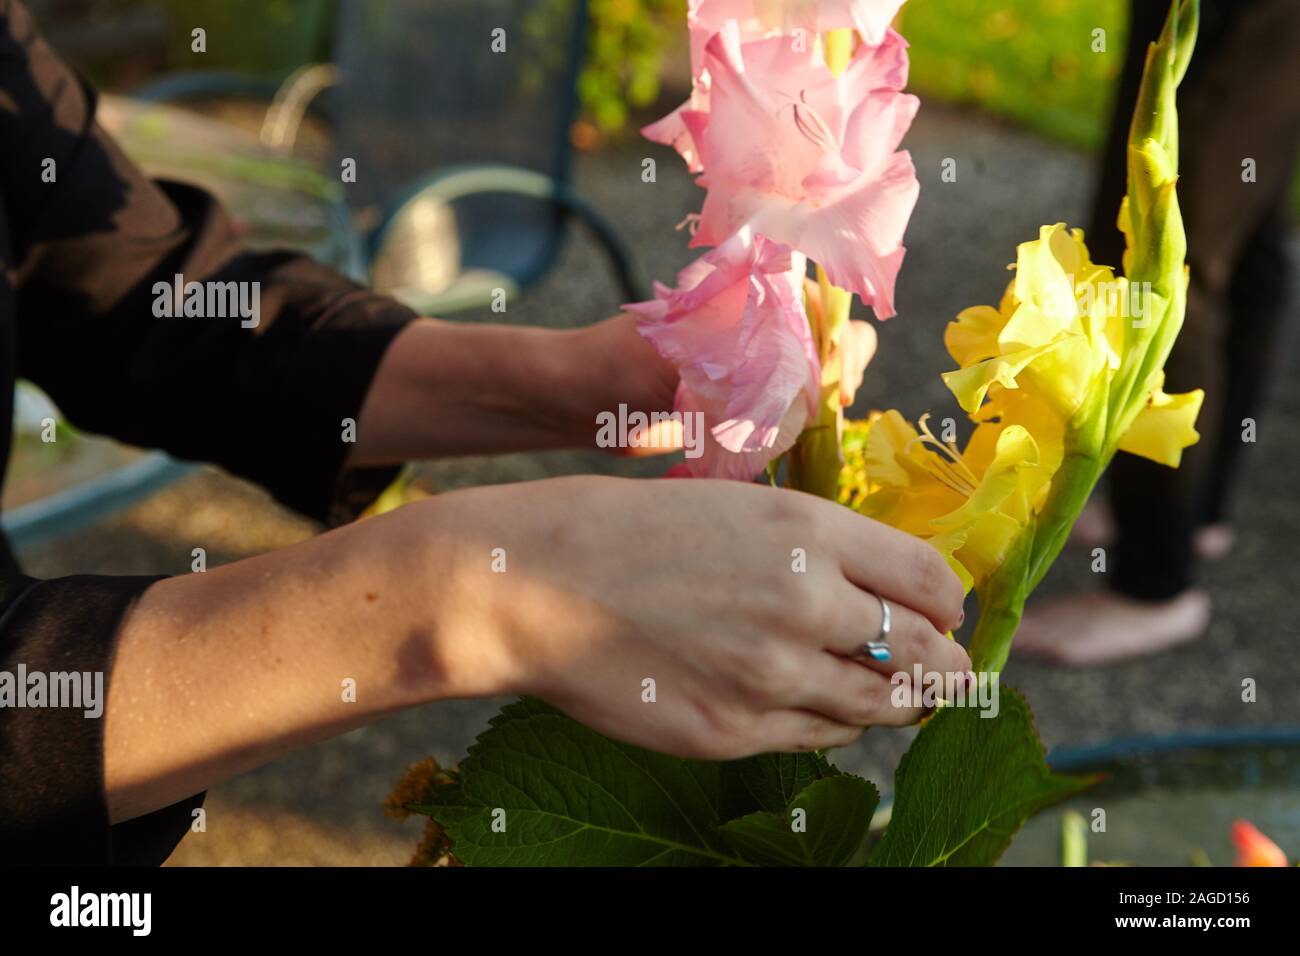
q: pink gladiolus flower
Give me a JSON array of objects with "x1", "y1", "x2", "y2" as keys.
[
  {"x1": 688, "y1": 0, "x2": 905, "y2": 79},
  {"x1": 1231, "y1": 821, "x2": 1289, "y2": 867},
  {"x1": 645, "y1": 0, "x2": 906, "y2": 174},
  {"x1": 642, "y1": 82, "x2": 711, "y2": 174},
  {"x1": 624, "y1": 232, "x2": 820, "y2": 481},
  {"x1": 677, "y1": 21, "x2": 917, "y2": 317}
]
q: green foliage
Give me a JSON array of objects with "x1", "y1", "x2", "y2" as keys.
[
  {"x1": 580, "y1": 0, "x2": 688, "y2": 133},
  {"x1": 410, "y1": 698, "x2": 865, "y2": 866},
  {"x1": 869, "y1": 688, "x2": 1098, "y2": 866},
  {"x1": 150, "y1": 0, "x2": 683, "y2": 136},
  {"x1": 149, "y1": 0, "x2": 334, "y2": 73},
  {"x1": 406, "y1": 691, "x2": 1094, "y2": 867},
  {"x1": 900, "y1": 0, "x2": 1128, "y2": 149},
  {"x1": 719, "y1": 775, "x2": 879, "y2": 866}
]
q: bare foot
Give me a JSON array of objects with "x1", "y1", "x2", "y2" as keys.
[
  {"x1": 1014, "y1": 590, "x2": 1211, "y2": 666},
  {"x1": 1066, "y1": 500, "x2": 1235, "y2": 561},
  {"x1": 1195, "y1": 523, "x2": 1235, "y2": 561}
]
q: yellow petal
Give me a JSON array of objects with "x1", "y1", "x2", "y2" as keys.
[
  {"x1": 870, "y1": 483, "x2": 965, "y2": 537},
  {"x1": 1118, "y1": 387, "x2": 1204, "y2": 467},
  {"x1": 927, "y1": 530, "x2": 976, "y2": 595},
  {"x1": 942, "y1": 341, "x2": 1068, "y2": 415},
  {"x1": 930, "y1": 425, "x2": 1038, "y2": 536},
  {"x1": 926, "y1": 426, "x2": 1041, "y2": 589},
  {"x1": 945, "y1": 305, "x2": 1005, "y2": 367},
  {"x1": 862, "y1": 410, "x2": 922, "y2": 487},
  {"x1": 999, "y1": 300, "x2": 1064, "y2": 350},
  {"x1": 1013, "y1": 224, "x2": 1081, "y2": 321},
  {"x1": 954, "y1": 511, "x2": 1023, "y2": 587},
  {"x1": 1018, "y1": 331, "x2": 1096, "y2": 419},
  {"x1": 1076, "y1": 273, "x2": 1126, "y2": 369},
  {"x1": 977, "y1": 387, "x2": 1065, "y2": 510}
]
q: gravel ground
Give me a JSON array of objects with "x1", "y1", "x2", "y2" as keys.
[{"x1": 18, "y1": 102, "x2": 1299, "y2": 866}]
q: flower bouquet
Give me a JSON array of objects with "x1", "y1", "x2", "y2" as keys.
[{"x1": 390, "y1": 0, "x2": 1205, "y2": 867}]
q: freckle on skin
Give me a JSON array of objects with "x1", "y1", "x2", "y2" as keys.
[{"x1": 366, "y1": 592, "x2": 378, "y2": 603}]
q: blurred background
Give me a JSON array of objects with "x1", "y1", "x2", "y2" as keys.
[{"x1": 8, "y1": 0, "x2": 1298, "y2": 865}]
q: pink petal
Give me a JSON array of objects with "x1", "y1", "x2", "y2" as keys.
[
  {"x1": 685, "y1": 21, "x2": 919, "y2": 317},
  {"x1": 837, "y1": 87, "x2": 918, "y2": 177},
  {"x1": 642, "y1": 79, "x2": 711, "y2": 173},
  {"x1": 817, "y1": 0, "x2": 907, "y2": 45},
  {"x1": 786, "y1": 150, "x2": 918, "y2": 317},
  {"x1": 675, "y1": 381, "x2": 811, "y2": 481},
  {"x1": 687, "y1": 1, "x2": 907, "y2": 75},
  {"x1": 625, "y1": 232, "x2": 820, "y2": 481}
]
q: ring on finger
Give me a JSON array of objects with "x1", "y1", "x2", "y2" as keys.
[{"x1": 861, "y1": 593, "x2": 892, "y2": 663}]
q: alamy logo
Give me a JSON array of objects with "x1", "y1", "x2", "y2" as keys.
[
  {"x1": 0, "y1": 666, "x2": 104, "y2": 718},
  {"x1": 50, "y1": 886, "x2": 151, "y2": 936},
  {"x1": 152, "y1": 273, "x2": 260, "y2": 328},
  {"x1": 595, "y1": 403, "x2": 706, "y2": 458},
  {"x1": 890, "y1": 667, "x2": 1000, "y2": 718}
]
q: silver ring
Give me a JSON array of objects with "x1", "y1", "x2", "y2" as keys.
[{"x1": 863, "y1": 594, "x2": 891, "y2": 662}]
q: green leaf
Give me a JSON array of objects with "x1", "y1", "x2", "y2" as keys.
[
  {"x1": 729, "y1": 751, "x2": 841, "y2": 812},
  {"x1": 719, "y1": 775, "x2": 879, "y2": 866},
  {"x1": 869, "y1": 687, "x2": 1098, "y2": 866},
  {"x1": 410, "y1": 698, "x2": 880, "y2": 867},
  {"x1": 414, "y1": 698, "x2": 737, "y2": 865}
]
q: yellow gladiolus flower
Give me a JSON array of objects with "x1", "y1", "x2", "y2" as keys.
[
  {"x1": 940, "y1": 221, "x2": 1202, "y2": 473},
  {"x1": 940, "y1": 223, "x2": 1123, "y2": 423},
  {"x1": 842, "y1": 408, "x2": 1056, "y2": 594},
  {"x1": 836, "y1": 1, "x2": 1202, "y2": 676}
]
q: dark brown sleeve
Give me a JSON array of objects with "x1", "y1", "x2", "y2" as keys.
[
  {"x1": 2, "y1": 0, "x2": 417, "y2": 525},
  {"x1": 0, "y1": 571, "x2": 191, "y2": 864}
]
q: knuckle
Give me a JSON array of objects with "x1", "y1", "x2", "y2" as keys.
[
  {"x1": 759, "y1": 487, "x2": 810, "y2": 531},
  {"x1": 688, "y1": 700, "x2": 753, "y2": 759},
  {"x1": 894, "y1": 606, "x2": 935, "y2": 661},
  {"x1": 844, "y1": 701, "x2": 878, "y2": 729},
  {"x1": 796, "y1": 578, "x2": 838, "y2": 633},
  {"x1": 910, "y1": 545, "x2": 962, "y2": 623},
  {"x1": 789, "y1": 714, "x2": 856, "y2": 752},
  {"x1": 763, "y1": 574, "x2": 826, "y2": 638},
  {"x1": 911, "y1": 543, "x2": 948, "y2": 595},
  {"x1": 736, "y1": 645, "x2": 798, "y2": 703},
  {"x1": 787, "y1": 715, "x2": 830, "y2": 752},
  {"x1": 854, "y1": 676, "x2": 895, "y2": 726},
  {"x1": 806, "y1": 503, "x2": 841, "y2": 550},
  {"x1": 865, "y1": 675, "x2": 914, "y2": 727},
  {"x1": 908, "y1": 617, "x2": 947, "y2": 659}
]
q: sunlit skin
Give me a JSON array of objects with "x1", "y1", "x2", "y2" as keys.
[{"x1": 105, "y1": 312, "x2": 965, "y2": 824}]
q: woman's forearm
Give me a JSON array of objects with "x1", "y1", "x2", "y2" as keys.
[
  {"x1": 102, "y1": 499, "x2": 509, "y2": 824},
  {"x1": 349, "y1": 318, "x2": 597, "y2": 466},
  {"x1": 103, "y1": 475, "x2": 970, "y2": 826}
]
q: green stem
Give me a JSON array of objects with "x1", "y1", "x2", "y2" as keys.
[
  {"x1": 1027, "y1": 449, "x2": 1105, "y2": 593},
  {"x1": 968, "y1": 529, "x2": 1033, "y2": 674},
  {"x1": 788, "y1": 266, "x2": 852, "y2": 500},
  {"x1": 1062, "y1": 811, "x2": 1089, "y2": 867}
]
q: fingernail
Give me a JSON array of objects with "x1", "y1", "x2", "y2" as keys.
[{"x1": 957, "y1": 608, "x2": 965, "y2": 627}]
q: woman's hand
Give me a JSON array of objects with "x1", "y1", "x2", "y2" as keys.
[
  {"x1": 576, "y1": 312, "x2": 879, "y2": 455},
  {"x1": 352, "y1": 312, "x2": 877, "y2": 465},
  {"x1": 420, "y1": 475, "x2": 970, "y2": 760},
  {"x1": 107, "y1": 472, "x2": 966, "y2": 822}
]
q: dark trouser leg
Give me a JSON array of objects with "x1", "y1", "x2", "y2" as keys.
[
  {"x1": 1102, "y1": 0, "x2": 1300, "y2": 600},
  {"x1": 1200, "y1": 207, "x2": 1293, "y2": 525}
]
